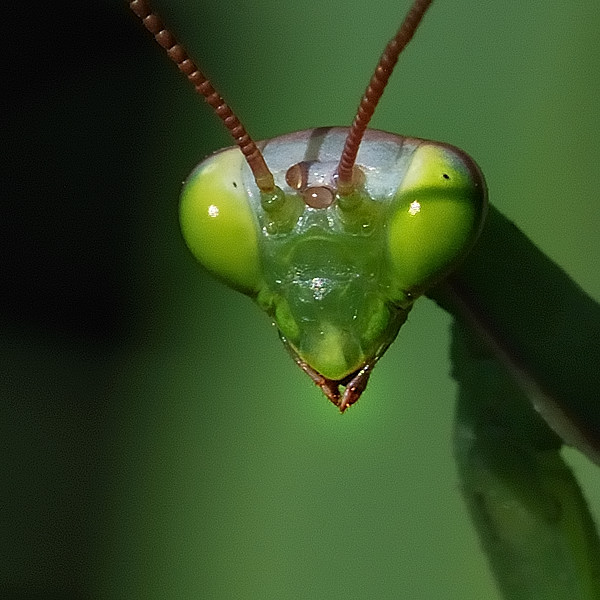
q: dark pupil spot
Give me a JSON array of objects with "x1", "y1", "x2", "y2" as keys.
[
  {"x1": 232, "y1": 181, "x2": 238, "y2": 188},
  {"x1": 442, "y1": 173, "x2": 450, "y2": 180}
]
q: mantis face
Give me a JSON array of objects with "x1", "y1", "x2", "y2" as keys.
[
  {"x1": 131, "y1": 0, "x2": 487, "y2": 409},
  {"x1": 180, "y1": 128, "x2": 486, "y2": 409}
]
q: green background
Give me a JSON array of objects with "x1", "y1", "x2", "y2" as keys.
[{"x1": 3, "y1": 0, "x2": 599, "y2": 598}]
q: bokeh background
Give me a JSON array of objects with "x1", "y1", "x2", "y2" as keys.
[{"x1": 3, "y1": 0, "x2": 599, "y2": 598}]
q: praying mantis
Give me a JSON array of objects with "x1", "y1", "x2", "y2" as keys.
[{"x1": 128, "y1": 0, "x2": 600, "y2": 598}]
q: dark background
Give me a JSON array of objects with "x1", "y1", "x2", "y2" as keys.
[{"x1": 2, "y1": 1, "x2": 599, "y2": 598}]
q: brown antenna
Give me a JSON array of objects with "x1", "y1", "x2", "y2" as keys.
[
  {"x1": 129, "y1": 0, "x2": 276, "y2": 193},
  {"x1": 336, "y1": 0, "x2": 433, "y2": 194}
]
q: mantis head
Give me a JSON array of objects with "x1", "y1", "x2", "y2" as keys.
[{"x1": 131, "y1": 0, "x2": 487, "y2": 410}]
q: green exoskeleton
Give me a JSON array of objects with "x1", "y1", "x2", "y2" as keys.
[
  {"x1": 130, "y1": 0, "x2": 486, "y2": 411},
  {"x1": 131, "y1": 1, "x2": 599, "y2": 598}
]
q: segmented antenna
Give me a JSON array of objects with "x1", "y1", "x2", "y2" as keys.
[
  {"x1": 129, "y1": 0, "x2": 276, "y2": 192},
  {"x1": 336, "y1": 0, "x2": 433, "y2": 194}
]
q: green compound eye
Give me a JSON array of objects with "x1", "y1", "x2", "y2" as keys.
[
  {"x1": 387, "y1": 143, "x2": 487, "y2": 296},
  {"x1": 180, "y1": 148, "x2": 263, "y2": 296}
]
